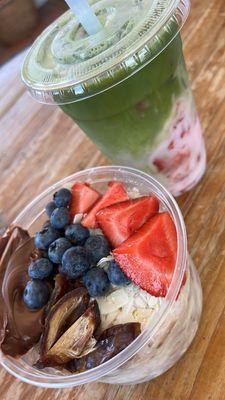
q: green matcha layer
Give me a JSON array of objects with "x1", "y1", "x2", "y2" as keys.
[{"x1": 60, "y1": 33, "x2": 188, "y2": 159}]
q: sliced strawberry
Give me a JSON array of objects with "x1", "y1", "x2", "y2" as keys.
[
  {"x1": 69, "y1": 182, "x2": 101, "y2": 221},
  {"x1": 113, "y1": 212, "x2": 177, "y2": 297},
  {"x1": 82, "y1": 182, "x2": 129, "y2": 229},
  {"x1": 96, "y1": 196, "x2": 159, "y2": 248}
]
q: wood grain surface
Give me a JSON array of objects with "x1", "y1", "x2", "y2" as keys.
[
  {"x1": 0, "y1": 0, "x2": 225, "y2": 399},
  {"x1": 0, "y1": 0, "x2": 68, "y2": 66}
]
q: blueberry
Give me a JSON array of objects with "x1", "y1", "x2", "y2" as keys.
[
  {"x1": 28, "y1": 258, "x2": 53, "y2": 280},
  {"x1": 42, "y1": 220, "x2": 64, "y2": 236},
  {"x1": 41, "y1": 250, "x2": 49, "y2": 258},
  {"x1": 45, "y1": 201, "x2": 56, "y2": 218},
  {"x1": 42, "y1": 221, "x2": 51, "y2": 229},
  {"x1": 23, "y1": 280, "x2": 50, "y2": 310},
  {"x1": 85, "y1": 235, "x2": 110, "y2": 265},
  {"x1": 53, "y1": 188, "x2": 72, "y2": 207},
  {"x1": 35, "y1": 225, "x2": 61, "y2": 250},
  {"x1": 83, "y1": 267, "x2": 110, "y2": 297},
  {"x1": 61, "y1": 247, "x2": 90, "y2": 279},
  {"x1": 65, "y1": 224, "x2": 90, "y2": 246},
  {"x1": 107, "y1": 260, "x2": 130, "y2": 286},
  {"x1": 48, "y1": 237, "x2": 72, "y2": 264},
  {"x1": 69, "y1": 245, "x2": 87, "y2": 258},
  {"x1": 50, "y1": 207, "x2": 70, "y2": 229}
]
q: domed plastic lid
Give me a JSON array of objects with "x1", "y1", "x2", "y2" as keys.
[{"x1": 21, "y1": 0, "x2": 190, "y2": 104}]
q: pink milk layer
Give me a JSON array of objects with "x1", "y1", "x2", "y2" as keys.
[{"x1": 150, "y1": 98, "x2": 206, "y2": 196}]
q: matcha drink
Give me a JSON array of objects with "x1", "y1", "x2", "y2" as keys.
[{"x1": 22, "y1": 0, "x2": 206, "y2": 196}]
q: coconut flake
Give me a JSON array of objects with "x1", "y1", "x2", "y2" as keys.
[
  {"x1": 97, "y1": 255, "x2": 114, "y2": 269},
  {"x1": 127, "y1": 187, "x2": 141, "y2": 199},
  {"x1": 96, "y1": 287, "x2": 130, "y2": 315},
  {"x1": 73, "y1": 213, "x2": 84, "y2": 224},
  {"x1": 89, "y1": 228, "x2": 103, "y2": 236}
]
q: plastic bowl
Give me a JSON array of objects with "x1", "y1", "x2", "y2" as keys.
[{"x1": 0, "y1": 166, "x2": 202, "y2": 387}]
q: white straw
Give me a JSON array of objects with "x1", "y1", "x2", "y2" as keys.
[{"x1": 65, "y1": 0, "x2": 102, "y2": 35}]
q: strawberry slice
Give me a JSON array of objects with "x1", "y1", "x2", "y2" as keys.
[
  {"x1": 113, "y1": 212, "x2": 177, "y2": 297},
  {"x1": 69, "y1": 182, "x2": 100, "y2": 221},
  {"x1": 82, "y1": 182, "x2": 129, "y2": 229},
  {"x1": 96, "y1": 196, "x2": 159, "y2": 248}
]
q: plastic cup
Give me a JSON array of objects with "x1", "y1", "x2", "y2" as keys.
[
  {"x1": 0, "y1": 166, "x2": 202, "y2": 387},
  {"x1": 21, "y1": 0, "x2": 206, "y2": 197}
]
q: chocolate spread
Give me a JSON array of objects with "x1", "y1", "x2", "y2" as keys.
[{"x1": 0, "y1": 227, "x2": 44, "y2": 357}]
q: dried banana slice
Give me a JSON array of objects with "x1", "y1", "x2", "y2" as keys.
[
  {"x1": 40, "y1": 287, "x2": 89, "y2": 357},
  {"x1": 42, "y1": 300, "x2": 100, "y2": 365},
  {"x1": 68, "y1": 322, "x2": 141, "y2": 372}
]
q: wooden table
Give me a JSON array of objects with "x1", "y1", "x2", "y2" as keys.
[
  {"x1": 0, "y1": 0, "x2": 225, "y2": 398},
  {"x1": 0, "y1": 0, "x2": 68, "y2": 65}
]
